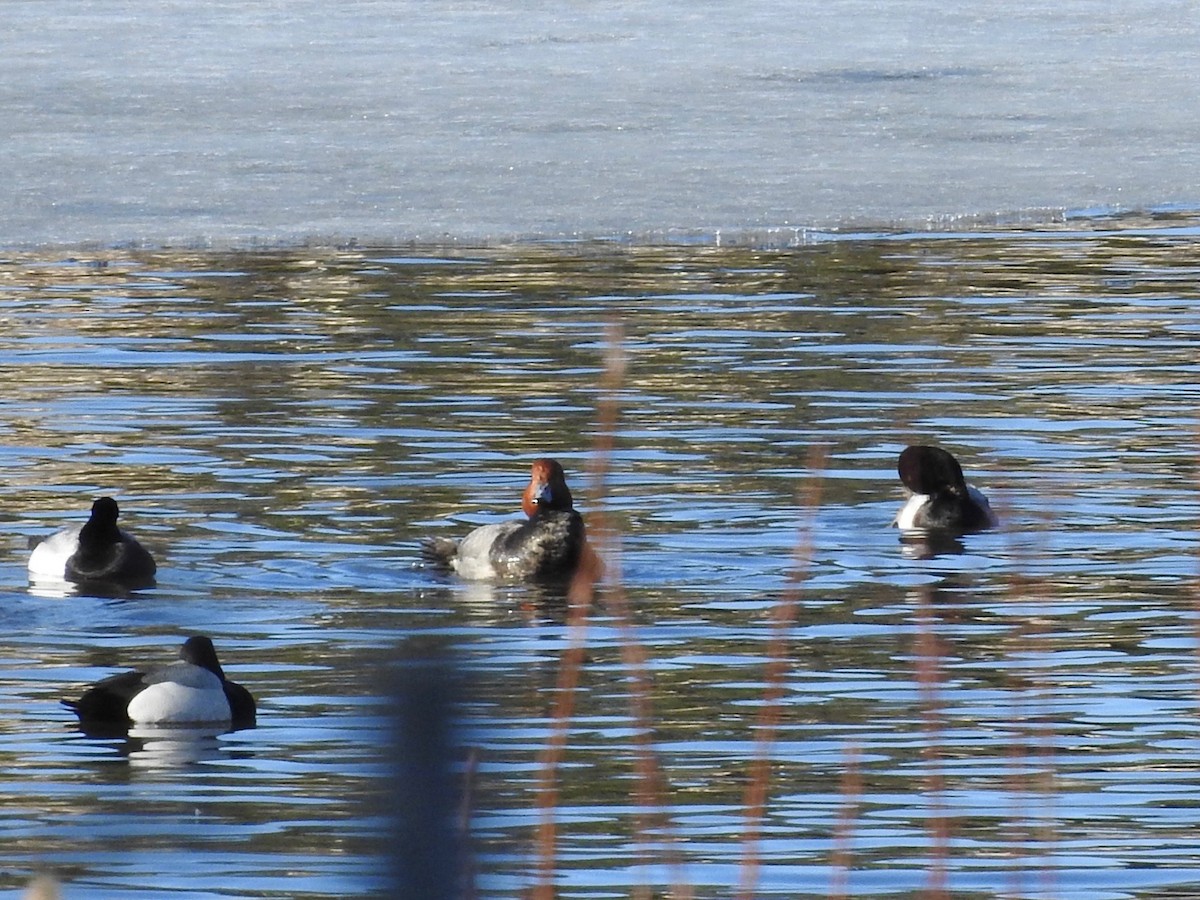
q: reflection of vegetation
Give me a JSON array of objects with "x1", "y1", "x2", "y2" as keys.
[{"x1": 3, "y1": 210, "x2": 1199, "y2": 531}]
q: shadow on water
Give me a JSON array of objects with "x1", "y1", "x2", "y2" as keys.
[{"x1": 3, "y1": 210, "x2": 1200, "y2": 896}]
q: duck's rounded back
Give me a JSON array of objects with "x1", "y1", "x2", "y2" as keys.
[{"x1": 28, "y1": 496, "x2": 156, "y2": 590}]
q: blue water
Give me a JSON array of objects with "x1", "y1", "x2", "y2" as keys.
[{"x1": 2, "y1": 219, "x2": 1200, "y2": 896}]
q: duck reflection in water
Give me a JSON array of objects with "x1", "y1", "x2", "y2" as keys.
[
  {"x1": 89, "y1": 724, "x2": 248, "y2": 770},
  {"x1": 446, "y1": 579, "x2": 582, "y2": 622}
]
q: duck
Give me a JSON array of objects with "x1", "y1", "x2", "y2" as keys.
[
  {"x1": 894, "y1": 444, "x2": 998, "y2": 533},
  {"x1": 62, "y1": 636, "x2": 256, "y2": 731},
  {"x1": 28, "y1": 497, "x2": 157, "y2": 589},
  {"x1": 421, "y1": 458, "x2": 586, "y2": 581}
]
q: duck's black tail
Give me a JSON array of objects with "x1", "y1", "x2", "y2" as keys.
[{"x1": 419, "y1": 538, "x2": 458, "y2": 571}]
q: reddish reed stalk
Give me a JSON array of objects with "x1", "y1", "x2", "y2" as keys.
[
  {"x1": 829, "y1": 741, "x2": 863, "y2": 899},
  {"x1": 533, "y1": 323, "x2": 690, "y2": 899},
  {"x1": 1000, "y1": 512, "x2": 1058, "y2": 900},
  {"x1": 913, "y1": 584, "x2": 949, "y2": 899},
  {"x1": 1000, "y1": 567, "x2": 1033, "y2": 900},
  {"x1": 736, "y1": 445, "x2": 827, "y2": 900},
  {"x1": 531, "y1": 527, "x2": 592, "y2": 895},
  {"x1": 592, "y1": 324, "x2": 692, "y2": 899},
  {"x1": 531, "y1": 550, "x2": 597, "y2": 900}
]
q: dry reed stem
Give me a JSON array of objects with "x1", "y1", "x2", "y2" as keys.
[
  {"x1": 735, "y1": 444, "x2": 827, "y2": 900},
  {"x1": 829, "y1": 741, "x2": 863, "y2": 899},
  {"x1": 596, "y1": 510, "x2": 693, "y2": 898},
  {"x1": 458, "y1": 747, "x2": 481, "y2": 900},
  {"x1": 22, "y1": 876, "x2": 60, "y2": 900},
  {"x1": 533, "y1": 323, "x2": 690, "y2": 900},
  {"x1": 531, "y1": 535, "x2": 593, "y2": 898},
  {"x1": 590, "y1": 323, "x2": 691, "y2": 898},
  {"x1": 999, "y1": 501, "x2": 1058, "y2": 899},
  {"x1": 1002, "y1": 574, "x2": 1035, "y2": 899},
  {"x1": 913, "y1": 583, "x2": 949, "y2": 899}
]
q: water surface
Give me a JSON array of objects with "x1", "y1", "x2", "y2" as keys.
[{"x1": 2, "y1": 211, "x2": 1200, "y2": 897}]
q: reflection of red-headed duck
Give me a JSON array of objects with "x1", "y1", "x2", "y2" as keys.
[
  {"x1": 894, "y1": 445, "x2": 998, "y2": 533},
  {"x1": 422, "y1": 458, "x2": 587, "y2": 581}
]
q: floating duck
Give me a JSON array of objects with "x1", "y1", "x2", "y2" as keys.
[
  {"x1": 28, "y1": 497, "x2": 157, "y2": 589},
  {"x1": 62, "y1": 636, "x2": 256, "y2": 731},
  {"x1": 895, "y1": 444, "x2": 998, "y2": 533},
  {"x1": 422, "y1": 458, "x2": 587, "y2": 581}
]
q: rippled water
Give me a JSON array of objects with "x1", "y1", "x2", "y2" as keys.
[{"x1": 3, "y1": 211, "x2": 1200, "y2": 898}]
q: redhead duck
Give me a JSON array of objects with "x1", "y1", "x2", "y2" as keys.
[
  {"x1": 894, "y1": 444, "x2": 998, "y2": 533},
  {"x1": 28, "y1": 497, "x2": 156, "y2": 589},
  {"x1": 422, "y1": 458, "x2": 586, "y2": 581},
  {"x1": 62, "y1": 636, "x2": 256, "y2": 731}
]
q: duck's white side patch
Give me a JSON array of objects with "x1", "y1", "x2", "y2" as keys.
[
  {"x1": 28, "y1": 527, "x2": 82, "y2": 579},
  {"x1": 893, "y1": 493, "x2": 929, "y2": 531},
  {"x1": 451, "y1": 522, "x2": 514, "y2": 580},
  {"x1": 127, "y1": 669, "x2": 231, "y2": 724}
]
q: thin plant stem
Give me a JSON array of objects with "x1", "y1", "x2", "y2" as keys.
[
  {"x1": 535, "y1": 321, "x2": 686, "y2": 899},
  {"x1": 993, "y1": 489, "x2": 1058, "y2": 900},
  {"x1": 531, "y1": 541, "x2": 597, "y2": 900},
  {"x1": 591, "y1": 322, "x2": 691, "y2": 899},
  {"x1": 829, "y1": 741, "x2": 863, "y2": 899},
  {"x1": 913, "y1": 583, "x2": 949, "y2": 899},
  {"x1": 736, "y1": 445, "x2": 827, "y2": 899},
  {"x1": 458, "y1": 747, "x2": 480, "y2": 900}
]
